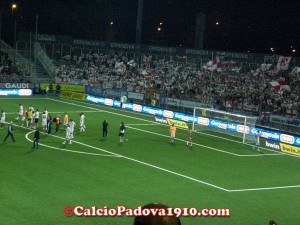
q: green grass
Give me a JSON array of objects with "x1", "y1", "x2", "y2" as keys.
[{"x1": 0, "y1": 96, "x2": 299, "y2": 225}]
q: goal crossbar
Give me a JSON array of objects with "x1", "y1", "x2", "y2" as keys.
[{"x1": 192, "y1": 107, "x2": 258, "y2": 144}]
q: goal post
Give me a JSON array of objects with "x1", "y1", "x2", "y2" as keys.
[{"x1": 192, "y1": 107, "x2": 258, "y2": 144}]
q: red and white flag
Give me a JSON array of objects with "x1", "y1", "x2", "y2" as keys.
[
  {"x1": 260, "y1": 63, "x2": 273, "y2": 71},
  {"x1": 292, "y1": 67, "x2": 300, "y2": 74},
  {"x1": 203, "y1": 57, "x2": 222, "y2": 74},
  {"x1": 143, "y1": 55, "x2": 152, "y2": 63},
  {"x1": 251, "y1": 68, "x2": 261, "y2": 76},
  {"x1": 115, "y1": 62, "x2": 127, "y2": 74},
  {"x1": 277, "y1": 56, "x2": 291, "y2": 70},
  {"x1": 270, "y1": 80, "x2": 291, "y2": 91},
  {"x1": 267, "y1": 69, "x2": 278, "y2": 76}
]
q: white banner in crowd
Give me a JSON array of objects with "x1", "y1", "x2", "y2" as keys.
[
  {"x1": 277, "y1": 56, "x2": 291, "y2": 70},
  {"x1": 165, "y1": 98, "x2": 213, "y2": 109},
  {"x1": 128, "y1": 92, "x2": 144, "y2": 100}
]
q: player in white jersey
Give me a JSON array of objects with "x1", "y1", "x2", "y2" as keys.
[
  {"x1": 30, "y1": 111, "x2": 35, "y2": 128},
  {"x1": 28, "y1": 105, "x2": 34, "y2": 112},
  {"x1": 34, "y1": 109, "x2": 40, "y2": 129},
  {"x1": 44, "y1": 108, "x2": 48, "y2": 118},
  {"x1": 62, "y1": 125, "x2": 72, "y2": 144},
  {"x1": 69, "y1": 119, "x2": 76, "y2": 140},
  {"x1": 41, "y1": 112, "x2": 48, "y2": 133},
  {"x1": 253, "y1": 130, "x2": 262, "y2": 151},
  {"x1": 16, "y1": 104, "x2": 23, "y2": 120},
  {"x1": 79, "y1": 113, "x2": 86, "y2": 132},
  {"x1": 0, "y1": 110, "x2": 6, "y2": 128}
]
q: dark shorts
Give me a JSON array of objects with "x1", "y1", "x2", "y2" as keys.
[
  {"x1": 119, "y1": 132, "x2": 124, "y2": 137},
  {"x1": 35, "y1": 118, "x2": 39, "y2": 123}
]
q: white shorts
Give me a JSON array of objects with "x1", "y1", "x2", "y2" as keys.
[
  {"x1": 42, "y1": 121, "x2": 47, "y2": 126},
  {"x1": 0, "y1": 118, "x2": 5, "y2": 123},
  {"x1": 19, "y1": 111, "x2": 23, "y2": 116},
  {"x1": 170, "y1": 134, "x2": 175, "y2": 138},
  {"x1": 64, "y1": 122, "x2": 68, "y2": 125}
]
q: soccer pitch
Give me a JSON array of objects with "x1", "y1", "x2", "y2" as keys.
[{"x1": 0, "y1": 96, "x2": 299, "y2": 225}]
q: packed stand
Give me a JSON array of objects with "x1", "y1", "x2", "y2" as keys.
[{"x1": 55, "y1": 51, "x2": 300, "y2": 118}]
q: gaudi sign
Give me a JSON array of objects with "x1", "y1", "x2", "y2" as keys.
[{"x1": 0, "y1": 83, "x2": 34, "y2": 89}]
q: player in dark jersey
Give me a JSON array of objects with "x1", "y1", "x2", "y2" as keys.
[
  {"x1": 102, "y1": 119, "x2": 108, "y2": 139},
  {"x1": 119, "y1": 122, "x2": 126, "y2": 143}
]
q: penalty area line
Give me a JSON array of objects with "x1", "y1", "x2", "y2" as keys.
[
  {"x1": 229, "y1": 184, "x2": 300, "y2": 192},
  {"x1": 126, "y1": 123, "x2": 160, "y2": 126},
  {"x1": 22, "y1": 126, "x2": 229, "y2": 192},
  {"x1": 127, "y1": 125, "x2": 279, "y2": 157},
  {"x1": 48, "y1": 98, "x2": 289, "y2": 158}
]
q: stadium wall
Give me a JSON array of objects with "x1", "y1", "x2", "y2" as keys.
[
  {"x1": 40, "y1": 83, "x2": 85, "y2": 93},
  {"x1": 59, "y1": 91, "x2": 86, "y2": 101}
]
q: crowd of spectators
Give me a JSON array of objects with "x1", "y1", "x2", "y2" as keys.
[
  {"x1": 0, "y1": 51, "x2": 31, "y2": 83},
  {"x1": 55, "y1": 51, "x2": 300, "y2": 118}
]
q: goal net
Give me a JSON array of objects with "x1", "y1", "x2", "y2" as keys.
[{"x1": 192, "y1": 107, "x2": 258, "y2": 144}]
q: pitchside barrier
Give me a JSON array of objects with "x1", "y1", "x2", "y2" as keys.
[
  {"x1": 85, "y1": 94, "x2": 300, "y2": 154},
  {"x1": 59, "y1": 91, "x2": 86, "y2": 101},
  {"x1": 40, "y1": 83, "x2": 85, "y2": 93},
  {"x1": 0, "y1": 88, "x2": 33, "y2": 96},
  {"x1": 265, "y1": 140, "x2": 300, "y2": 156}
]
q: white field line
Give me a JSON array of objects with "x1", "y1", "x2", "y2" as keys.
[
  {"x1": 25, "y1": 130, "x2": 120, "y2": 157},
  {"x1": 238, "y1": 153, "x2": 283, "y2": 157},
  {"x1": 126, "y1": 123, "x2": 160, "y2": 126},
  {"x1": 229, "y1": 184, "x2": 300, "y2": 192},
  {"x1": 6, "y1": 110, "x2": 98, "y2": 115},
  {"x1": 19, "y1": 124, "x2": 229, "y2": 192},
  {"x1": 0, "y1": 97, "x2": 46, "y2": 100},
  {"x1": 47, "y1": 98, "x2": 268, "y2": 157}
]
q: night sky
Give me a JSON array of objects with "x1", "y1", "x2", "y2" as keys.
[{"x1": 0, "y1": 0, "x2": 300, "y2": 56}]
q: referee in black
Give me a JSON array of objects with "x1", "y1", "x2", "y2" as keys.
[
  {"x1": 32, "y1": 128, "x2": 40, "y2": 149},
  {"x1": 4, "y1": 121, "x2": 16, "y2": 143},
  {"x1": 102, "y1": 119, "x2": 108, "y2": 139}
]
